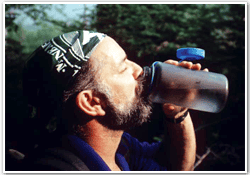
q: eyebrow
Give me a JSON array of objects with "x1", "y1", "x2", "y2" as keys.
[{"x1": 120, "y1": 56, "x2": 127, "y2": 65}]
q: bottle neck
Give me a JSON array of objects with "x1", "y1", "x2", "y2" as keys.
[{"x1": 142, "y1": 66, "x2": 153, "y2": 94}]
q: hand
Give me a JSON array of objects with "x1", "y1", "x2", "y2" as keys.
[{"x1": 162, "y1": 60, "x2": 208, "y2": 119}]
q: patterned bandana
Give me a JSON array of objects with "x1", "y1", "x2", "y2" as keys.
[{"x1": 23, "y1": 30, "x2": 106, "y2": 106}]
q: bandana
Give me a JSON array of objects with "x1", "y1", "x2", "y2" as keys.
[{"x1": 23, "y1": 30, "x2": 106, "y2": 106}]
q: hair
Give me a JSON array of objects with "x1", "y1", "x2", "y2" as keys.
[
  {"x1": 59, "y1": 60, "x2": 100, "y2": 134},
  {"x1": 63, "y1": 61, "x2": 97, "y2": 103}
]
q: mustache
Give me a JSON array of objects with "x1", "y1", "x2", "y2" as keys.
[{"x1": 135, "y1": 74, "x2": 147, "y2": 98}]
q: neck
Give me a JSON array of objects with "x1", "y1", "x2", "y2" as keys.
[{"x1": 76, "y1": 119, "x2": 123, "y2": 171}]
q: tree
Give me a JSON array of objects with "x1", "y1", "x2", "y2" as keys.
[
  {"x1": 95, "y1": 4, "x2": 245, "y2": 171},
  {"x1": 4, "y1": 4, "x2": 245, "y2": 171},
  {"x1": 95, "y1": 4, "x2": 244, "y2": 66},
  {"x1": 5, "y1": 4, "x2": 64, "y2": 159},
  {"x1": 5, "y1": 4, "x2": 98, "y2": 160}
]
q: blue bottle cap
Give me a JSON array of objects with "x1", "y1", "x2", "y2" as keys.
[{"x1": 177, "y1": 48, "x2": 205, "y2": 62}]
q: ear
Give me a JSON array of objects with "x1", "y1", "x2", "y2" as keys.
[{"x1": 76, "y1": 90, "x2": 105, "y2": 117}]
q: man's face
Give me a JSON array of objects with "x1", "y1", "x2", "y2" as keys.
[{"x1": 89, "y1": 36, "x2": 152, "y2": 130}]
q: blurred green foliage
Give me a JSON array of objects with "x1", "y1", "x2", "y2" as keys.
[
  {"x1": 5, "y1": 4, "x2": 245, "y2": 171},
  {"x1": 95, "y1": 4, "x2": 244, "y2": 66}
]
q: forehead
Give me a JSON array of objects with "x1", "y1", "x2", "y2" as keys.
[{"x1": 89, "y1": 36, "x2": 126, "y2": 67}]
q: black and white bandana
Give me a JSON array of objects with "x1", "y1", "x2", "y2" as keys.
[{"x1": 23, "y1": 30, "x2": 106, "y2": 106}]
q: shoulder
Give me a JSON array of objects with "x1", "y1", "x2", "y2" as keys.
[{"x1": 21, "y1": 147, "x2": 89, "y2": 171}]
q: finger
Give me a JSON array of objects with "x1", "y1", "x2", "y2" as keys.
[
  {"x1": 163, "y1": 103, "x2": 188, "y2": 118},
  {"x1": 163, "y1": 103, "x2": 183, "y2": 114},
  {"x1": 179, "y1": 61, "x2": 193, "y2": 69},
  {"x1": 163, "y1": 103, "x2": 175, "y2": 111},
  {"x1": 203, "y1": 68, "x2": 209, "y2": 72},
  {"x1": 163, "y1": 103, "x2": 176, "y2": 115},
  {"x1": 191, "y1": 63, "x2": 202, "y2": 70},
  {"x1": 165, "y1": 60, "x2": 179, "y2": 66}
]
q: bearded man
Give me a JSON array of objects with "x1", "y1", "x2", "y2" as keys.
[{"x1": 21, "y1": 30, "x2": 206, "y2": 171}]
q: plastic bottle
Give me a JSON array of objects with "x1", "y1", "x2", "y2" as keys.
[{"x1": 143, "y1": 48, "x2": 229, "y2": 113}]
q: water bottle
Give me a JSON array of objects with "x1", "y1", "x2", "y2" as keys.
[{"x1": 143, "y1": 48, "x2": 229, "y2": 113}]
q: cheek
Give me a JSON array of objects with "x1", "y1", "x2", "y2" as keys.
[{"x1": 109, "y1": 77, "x2": 136, "y2": 104}]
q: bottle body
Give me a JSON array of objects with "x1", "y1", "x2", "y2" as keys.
[{"x1": 146, "y1": 62, "x2": 229, "y2": 113}]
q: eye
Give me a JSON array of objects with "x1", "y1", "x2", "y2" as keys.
[{"x1": 121, "y1": 67, "x2": 127, "y2": 73}]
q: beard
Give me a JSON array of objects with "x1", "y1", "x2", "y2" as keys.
[{"x1": 96, "y1": 75, "x2": 152, "y2": 131}]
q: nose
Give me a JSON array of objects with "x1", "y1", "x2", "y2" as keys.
[{"x1": 131, "y1": 61, "x2": 143, "y2": 80}]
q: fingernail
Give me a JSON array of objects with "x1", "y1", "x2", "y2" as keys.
[
  {"x1": 204, "y1": 68, "x2": 209, "y2": 72},
  {"x1": 164, "y1": 104, "x2": 175, "y2": 111}
]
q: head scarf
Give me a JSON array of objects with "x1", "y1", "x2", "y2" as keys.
[{"x1": 23, "y1": 30, "x2": 106, "y2": 106}]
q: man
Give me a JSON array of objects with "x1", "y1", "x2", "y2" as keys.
[{"x1": 21, "y1": 30, "x2": 207, "y2": 171}]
